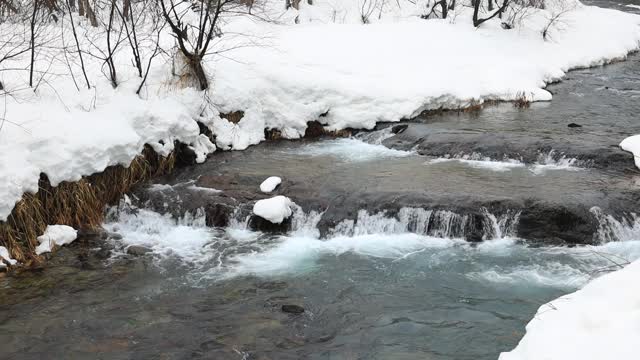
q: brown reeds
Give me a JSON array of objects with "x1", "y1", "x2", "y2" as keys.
[{"x1": 0, "y1": 145, "x2": 175, "y2": 266}]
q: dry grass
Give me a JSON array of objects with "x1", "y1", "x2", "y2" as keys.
[
  {"x1": 513, "y1": 92, "x2": 531, "y2": 109},
  {"x1": 0, "y1": 145, "x2": 175, "y2": 265},
  {"x1": 220, "y1": 111, "x2": 245, "y2": 124}
]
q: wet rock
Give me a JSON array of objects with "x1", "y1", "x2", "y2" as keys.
[
  {"x1": 127, "y1": 245, "x2": 152, "y2": 256},
  {"x1": 312, "y1": 333, "x2": 337, "y2": 344},
  {"x1": 281, "y1": 304, "x2": 305, "y2": 314},
  {"x1": 205, "y1": 203, "x2": 233, "y2": 227},
  {"x1": 518, "y1": 203, "x2": 597, "y2": 244},
  {"x1": 77, "y1": 228, "x2": 108, "y2": 239},
  {"x1": 568, "y1": 123, "x2": 583, "y2": 128},
  {"x1": 305, "y1": 121, "x2": 326, "y2": 138},
  {"x1": 94, "y1": 247, "x2": 112, "y2": 260},
  {"x1": 108, "y1": 233, "x2": 123, "y2": 241},
  {"x1": 249, "y1": 215, "x2": 292, "y2": 234},
  {"x1": 391, "y1": 124, "x2": 409, "y2": 134},
  {"x1": 175, "y1": 142, "x2": 197, "y2": 167}
]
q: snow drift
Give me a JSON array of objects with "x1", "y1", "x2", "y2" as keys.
[{"x1": 499, "y1": 259, "x2": 640, "y2": 360}]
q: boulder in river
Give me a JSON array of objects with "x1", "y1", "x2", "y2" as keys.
[
  {"x1": 281, "y1": 304, "x2": 305, "y2": 314},
  {"x1": 127, "y1": 245, "x2": 152, "y2": 256}
]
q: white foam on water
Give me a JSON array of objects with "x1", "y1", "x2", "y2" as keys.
[
  {"x1": 470, "y1": 240, "x2": 640, "y2": 288},
  {"x1": 426, "y1": 152, "x2": 526, "y2": 172},
  {"x1": 470, "y1": 262, "x2": 591, "y2": 288},
  {"x1": 426, "y1": 150, "x2": 582, "y2": 174},
  {"x1": 530, "y1": 151, "x2": 582, "y2": 174},
  {"x1": 187, "y1": 185, "x2": 222, "y2": 193},
  {"x1": 296, "y1": 137, "x2": 414, "y2": 161},
  {"x1": 474, "y1": 237, "x2": 520, "y2": 255},
  {"x1": 103, "y1": 204, "x2": 640, "y2": 290},
  {"x1": 222, "y1": 233, "x2": 464, "y2": 278},
  {"x1": 103, "y1": 207, "x2": 216, "y2": 265}
]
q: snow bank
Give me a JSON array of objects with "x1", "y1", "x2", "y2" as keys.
[
  {"x1": 500, "y1": 259, "x2": 640, "y2": 360},
  {"x1": 208, "y1": 1, "x2": 640, "y2": 150},
  {"x1": 35, "y1": 225, "x2": 78, "y2": 255},
  {"x1": 0, "y1": 246, "x2": 17, "y2": 267},
  {"x1": 620, "y1": 135, "x2": 640, "y2": 170},
  {"x1": 260, "y1": 176, "x2": 282, "y2": 193},
  {"x1": 253, "y1": 196, "x2": 295, "y2": 224}
]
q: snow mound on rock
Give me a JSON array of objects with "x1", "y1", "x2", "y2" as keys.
[
  {"x1": 260, "y1": 176, "x2": 282, "y2": 193},
  {"x1": 620, "y1": 135, "x2": 640, "y2": 170},
  {"x1": 35, "y1": 225, "x2": 78, "y2": 255},
  {"x1": 253, "y1": 196, "x2": 294, "y2": 224},
  {"x1": 0, "y1": 246, "x2": 17, "y2": 267}
]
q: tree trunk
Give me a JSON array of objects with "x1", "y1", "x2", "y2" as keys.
[
  {"x1": 440, "y1": 0, "x2": 448, "y2": 19},
  {"x1": 189, "y1": 56, "x2": 208, "y2": 91},
  {"x1": 29, "y1": 0, "x2": 38, "y2": 88},
  {"x1": 123, "y1": 0, "x2": 130, "y2": 20},
  {"x1": 84, "y1": 0, "x2": 97, "y2": 27}
]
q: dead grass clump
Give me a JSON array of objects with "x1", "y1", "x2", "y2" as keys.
[
  {"x1": 0, "y1": 145, "x2": 176, "y2": 265},
  {"x1": 514, "y1": 92, "x2": 531, "y2": 109},
  {"x1": 220, "y1": 111, "x2": 245, "y2": 124}
]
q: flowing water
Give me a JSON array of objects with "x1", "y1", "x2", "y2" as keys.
[{"x1": 2, "y1": 3, "x2": 640, "y2": 359}]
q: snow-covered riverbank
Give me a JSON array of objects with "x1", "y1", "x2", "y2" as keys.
[{"x1": 500, "y1": 259, "x2": 640, "y2": 360}]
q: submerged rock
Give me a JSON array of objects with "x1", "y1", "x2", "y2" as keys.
[
  {"x1": 127, "y1": 245, "x2": 152, "y2": 256},
  {"x1": 281, "y1": 304, "x2": 305, "y2": 314},
  {"x1": 391, "y1": 124, "x2": 409, "y2": 134}
]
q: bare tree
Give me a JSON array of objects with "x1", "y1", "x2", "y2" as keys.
[
  {"x1": 160, "y1": 0, "x2": 238, "y2": 90},
  {"x1": 541, "y1": 0, "x2": 575, "y2": 41},
  {"x1": 358, "y1": 0, "x2": 378, "y2": 24},
  {"x1": 473, "y1": 0, "x2": 510, "y2": 27},
  {"x1": 287, "y1": 0, "x2": 312, "y2": 10},
  {"x1": 29, "y1": 0, "x2": 39, "y2": 87},
  {"x1": 65, "y1": 0, "x2": 90, "y2": 89},
  {"x1": 427, "y1": 0, "x2": 449, "y2": 19}
]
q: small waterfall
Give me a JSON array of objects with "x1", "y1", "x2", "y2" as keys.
[
  {"x1": 328, "y1": 207, "x2": 520, "y2": 240},
  {"x1": 481, "y1": 208, "x2": 521, "y2": 239},
  {"x1": 228, "y1": 207, "x2": 251, "y2": 230},
  {"x1": 355, "y1": 127, "x2": 395, "y2": 145},
  {"x1": 535, "y1": 150, "x2": 579, "y2": 167},
  {"x1": 428, "y1": 210, "x2": 469, "y2": 238},
  {"x1": 290, "y1": 205, "x2": 324, "y2": 237},
  {"x1": 177, "y1": 208, "x2": 207, "y2": 227},
  {"x1": 591, "y1": 207, "x2": 640, "y2": 243}
]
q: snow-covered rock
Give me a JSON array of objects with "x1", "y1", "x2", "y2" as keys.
[
  {"x1": 620, "y1": 135, "x2": 640, "y2": 170},
  {"x1": 260, "y1": 176, "x2": 282, "y2": 193},
  {"x1": 0, "y1": 246, "x2": 17, "y2": 267},
  {"x1": 499, "y1": 259, "x2": 640, "y2": 360},
  {"x1": 253, "y1": 196, "x2": 295, "y2": 224},
  {"x1": 35, "y1": 225, "x2": 78, "y2": 255}
]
